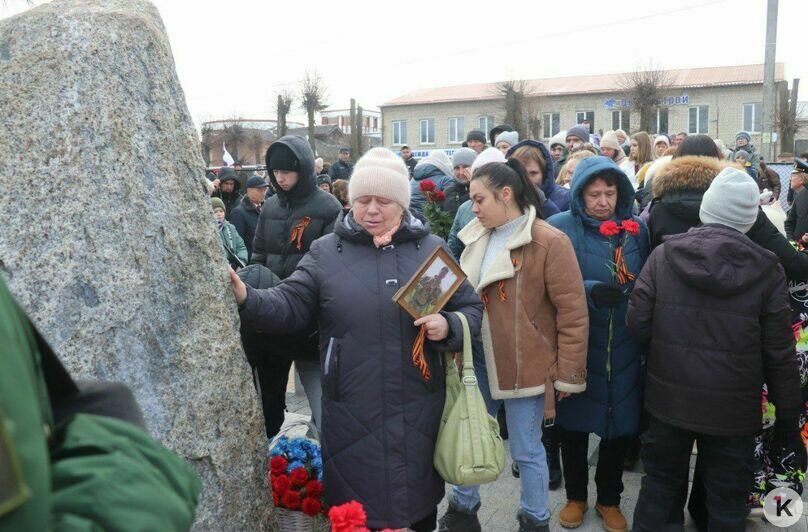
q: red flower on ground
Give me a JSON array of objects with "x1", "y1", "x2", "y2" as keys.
[
  {"x1": 599, "y1": 220, "x2": 621, "y2": 237},
  {"x1": 282, "y1": 489, "x2": 302, "y2": 510},
  {"x1": 290, "y1": 467, "x2": 309, "y2": 487},
  {"x1": 433, "y1": 191, "x2": 446, "y2": 202},
  {"x1": 328, "y1": 500, "x2": 368, "y2": 532},
  {"x1": 301, "y1": 496, "x2": 323, "y2": 516},
  {"x1": 304, "y1": 479, "x2": 324, "y2": 498},
  {"x1": 270, "y1": 455, "x2": 288, "y2": 476},
  {"x1": 271, "y1": 474, "x2": 290, "y2": 496},
  {"x1": 621, "y1": 220, "x2": 640, "y2": 235},
  {"x1": 419, "y1": 180, "x2": 436, "y2": 192}
]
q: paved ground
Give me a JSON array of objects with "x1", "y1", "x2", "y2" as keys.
[{"x1": 284, "y1": 379, "x2": 808, "y2": 532}]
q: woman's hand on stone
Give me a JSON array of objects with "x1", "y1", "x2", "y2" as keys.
[
  {"x1": 414, "y1": 313, "x2": 449, "y2": 341},
  {"x1": 228, "y1": 266, "x2": 247, "y2": 305}
]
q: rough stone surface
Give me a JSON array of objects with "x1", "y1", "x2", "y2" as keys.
[{"x1": 0, "y1": 1, "x2": 271, "y2": 529}]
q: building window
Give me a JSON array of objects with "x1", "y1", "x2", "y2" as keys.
[
  {"x1": 611, "y1": 110, "x2": 630, "y2": 132},
  {"x1": 478, "y1": 116, "x2": 495, "y2": 133},
  {"x1": 688, "y1": 105, "x2": 709, "y2": 134},
  {"x1": 419, "y1": 119, "x2": 435, "y2": 145},
  {"x1": 448, "y1": 117, "x2": 465, "y2": 144},
  {"x1": 392, "y1": 120, "x2": 407, "y2": 146},
  {"x1": 652, "y1": 108, "x2": 669, "y2": 135},
  {"x1": 743, "y1": 103, "x2": 762, "y2": 133},
  {"x1": 373, "y1": 117, "x2": 378, "y2": 130},
  {"x1": 542, "y1": 113, "x2": 560, "y2": 138},
  {"x1": 576, "y1": 111, "x2": 595, "y2": 133}
]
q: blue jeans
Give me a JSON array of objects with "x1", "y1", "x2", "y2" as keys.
[{"x1": 451, "y1": 362, "x2": 550, "y2": 524}]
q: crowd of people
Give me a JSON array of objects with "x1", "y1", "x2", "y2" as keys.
[{"x1": 214, "y1": 124, "x2": 808, "y2": 532}]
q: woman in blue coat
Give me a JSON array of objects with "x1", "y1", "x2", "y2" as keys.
[{"x1": 547, "y1": 156, "x2": 650, "y2": 531}]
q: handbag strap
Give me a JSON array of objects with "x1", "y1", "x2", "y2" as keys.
[{"x1": 452, "y1": 312, "x2": 487, "y2": 468}]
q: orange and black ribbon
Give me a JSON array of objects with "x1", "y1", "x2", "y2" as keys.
[
  {"x1": 614, "y1": 245, "x2": 636, "y2": 285},
  {"x1": 412, "y1": 325, "x2": 431, "y2": 381},
  {"x1": 289, "y1": 216, "x2": 312, "y2": 251}
]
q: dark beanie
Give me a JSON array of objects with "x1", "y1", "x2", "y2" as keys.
[
  {"x1": 317, "y1": 174, "x2": 332, "y2": 186},
  {"x1": 466, "y1": 129, "x2": 487, "y2": 144},
  {"x1": 267, "y1": 143, "x2": 300, "y2": 171}
]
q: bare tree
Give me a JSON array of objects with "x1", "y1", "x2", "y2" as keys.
[
  {"x1": 222, "y1": 120, "x2": 246, "y2": 163},
  {"x1": 300, "y1": 70, "x2": 328, "y2": 155},
  {"x1": 495, "y1": 79, "x2": 534, "y2": 140},
  {"x1": 777, "y1": 79, "x2": 801, "y2": 153},
  {"x1": 200, "y1": 125, "x2": 214, "y2": 166},
  {"x1": 276, "y1": 90, "x2": 294, "y2": 138},
  {"x1": 250, "y1": 130, "x2": 264, "y2": 165},
  {"x1": 621, "y1": 63, "x2": 671, "y2": 133},
  {"x1": 525, "y1": 97, "x2": 542, "y2": 140}
]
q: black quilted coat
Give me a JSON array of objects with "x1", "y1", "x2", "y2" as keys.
[{"x1": 240, "y1": 212, "x2": 483, "y2": 529}]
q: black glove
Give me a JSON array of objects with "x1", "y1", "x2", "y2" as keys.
[
  {"x1": 773, "y1": 416, "x2": 807, "y2": 472},
  {"x1": 590, "y1": 283, "x2": 626, "y2": 308}
]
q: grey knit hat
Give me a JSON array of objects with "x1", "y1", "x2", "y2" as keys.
[
  {"x1": 566, "y1": 125, "x2": 590, "y2": 143},
  {"x1": 734, "y1": 149, "x2": 751, "y2": 161},
  {"x1": 452, "y1": 147, "x2": 478, "y2": 168},
  {"x1": 494, "y1": 130, "x2": 519, "y2": 148},
  {"x1": 699, "y1": 167, "x2": 760, "y2": 234}
]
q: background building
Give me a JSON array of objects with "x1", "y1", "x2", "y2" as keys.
[
  {"x1": 381, "y1": 64, "x2": 803, "y2": 157},
  {"x1": 320, "y1": 108, "x2": 381, "y2": 138}
]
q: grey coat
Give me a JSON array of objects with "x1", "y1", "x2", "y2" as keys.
[{"x1": 240, "y1": 212, "x2": 483, "y2": 529}]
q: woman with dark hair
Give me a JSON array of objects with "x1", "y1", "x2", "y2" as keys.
[
  {"x1": 439, "y1": 160, "x2": 589, "y2": 532},
  {"x1": 673, "y1": 134, "x2": 722, "y2": 159},
  {"x1": 547, "y1": 156, "x2": 650, "y2": 532}
]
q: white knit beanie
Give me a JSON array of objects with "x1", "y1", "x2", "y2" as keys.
[
  {"x1": 600, "y1": 131, "x2": 621, "y2": 151},
  {"x1": 699, "y1": 167, "x2": 760, "y2": 234},
  {"x1": 471, "y1": 147, "x2": 507, "y2": 173},
  {"x1": 349, "y1": 147, "x2": 411, "y2": 208}
]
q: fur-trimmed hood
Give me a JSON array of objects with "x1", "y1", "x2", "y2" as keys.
[{"x1": 652, "y1": 156, "x2": 724, "y2": 199}]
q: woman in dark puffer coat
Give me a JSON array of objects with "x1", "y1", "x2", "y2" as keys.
[{"x1": 230, "y1": 148, "x2": 483, "y2": 531}]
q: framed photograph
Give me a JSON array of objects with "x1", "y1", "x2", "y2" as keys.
[{"x1": 393, "y1": 246, "x2": 467, "y2": 320}]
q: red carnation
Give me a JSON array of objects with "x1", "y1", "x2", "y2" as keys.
[
  {"x1": 599, "y1": 220, "x2": 621, "y2": 237},
  {"x1": 282, "y1": 489, "x2": 301, "y2": 510},
  {"x1": 419, "y1": 180, "x2": 436, "y2": 192},
  {"x1": 433, "y1": 191, "x2": 446, "y2": 202},
  {"x1": 290, "y1": 467, "x2": 309, "y2": 487},
  {"x1": 270, "y1": 455, "x2": 288, "y2": 476},
  {"x1": 304, "y1": 479, "x2": 324, "y2": 498},
  {"x1": 271, "y1": 474, "x2": 290, "y2": 496},
  {"x1": 301, "y1": 496, "x2": 323, "y2": 516},
  {"x1": 272, "y1": 491, "x2": 280, "y2": 507},
  {"x1": 329, "y1": 500, "x2": 367, "y2": 532},
  {"x1": 621, "y1": 220, "x2": 640, "y2": 235}
]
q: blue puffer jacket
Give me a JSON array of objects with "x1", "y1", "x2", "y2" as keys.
[
  {"x1": 507, "y1": 140, "x2": 571, "y2": 212},
  {"x1": 410, "y1": 162, "x2": 454, "y2": 215},
  {"x1": 547, "y1": 156, "x2": 650, "y2": 439}
]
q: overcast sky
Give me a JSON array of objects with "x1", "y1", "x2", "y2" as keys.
[{"x1": 3, "y1": 0, "x2": 807, "y2": 128}]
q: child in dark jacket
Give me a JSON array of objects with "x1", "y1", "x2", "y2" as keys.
[{"x1": 627, "y1": 167, "x2": 803, "y2": 531}]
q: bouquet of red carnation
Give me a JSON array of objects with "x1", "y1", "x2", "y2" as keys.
[
  {"x1": 328, "y1": 500, "x2": 398, "y2": 532},
  {"x1": 269, "y1": 436, "x2": 329, "y2": 531},
  {"x1": 418, "y1": 180, "x2": 453, "y2": 240}
]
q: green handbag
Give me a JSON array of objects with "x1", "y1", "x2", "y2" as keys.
[{"x1": 434, "y1": 312, "x2": 506, "y2": 486}]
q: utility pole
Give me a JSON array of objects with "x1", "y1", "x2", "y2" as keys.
[{"x1": 761, "y1": 0, "x2": 778, "y2": 161}]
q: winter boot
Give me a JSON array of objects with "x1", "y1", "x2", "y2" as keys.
[
  {"x1": 559, "y1": 500, "x2": 588, "y2": 529},
  {"x1": 437, "y1": 498, "x2": 481, "y2": 532},
  {"x1": 595, "y1": 504, "x2": 628, "y2": 532},
  {"x1": 517, "y1": 509, "x2": 549, "y2": 532}
]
